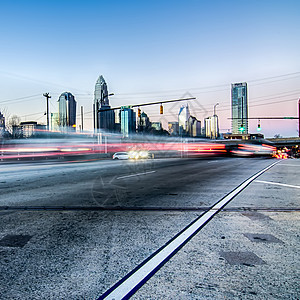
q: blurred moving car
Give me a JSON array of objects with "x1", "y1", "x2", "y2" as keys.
[
  {"x1": 112, "y1": 152, "x2": 129, "y2": 160},
  {"x1": 128, "y1": 150, "x2": 149, "y2": 159},
  {"x1": 230, "y1": 143, "x2": 275, "y2": 157},
  {"x1": 112, "y1": 150, "x2": 151, "y2": 160}
]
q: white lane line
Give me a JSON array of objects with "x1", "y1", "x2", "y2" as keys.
[
  {"x1": 99, "y1": 161, "x2": 279, "y2": 300},
  {"x1": 116, "y1": 171, "x2": 156, "y2": 180},
  {"x1": 256, "y1": 180, "x2": 300, "y2": 189},
  {"x1": 276, "y1": 164, "x2": 300, "y2": 167}
]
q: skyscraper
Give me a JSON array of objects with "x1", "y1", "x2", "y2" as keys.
[
  {"x1": 231, "y1": 82, "x2": 248, "y2": 134},
  {"x1": 188, "y1": 116, "x2": 201, "y2": 137},
  {"x1": 120, "y1": 107, "x2": 136, "y2": 137},
  {"x1": 0, "y1": 111, "x2": 5, "y2": 136},
  {"x1": 178, "y1": 104, "x2": 190, "y2": 135},
  {"x1": 94, "y1": 75, "x2": 115, "y2": 131},
  {"x1": 58, "y1": 92, "x2": 76, "y2": 130}
]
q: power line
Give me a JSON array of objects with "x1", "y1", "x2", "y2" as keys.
[
  {"x1": 111, "y1": 71, "x2": 300, "y2": 97},
  {"x1": 2, "y1": 72, "x2": 300, "y2": 105},
  {"x1": 19, "y1": 111, "x2": 45, "y2": 118},
  {"x1": 247, "y1": 72, "x2": 300, "y2": 82},
  {"x1": 0, "y1": 94, "x2": 41, "y2": 105}
]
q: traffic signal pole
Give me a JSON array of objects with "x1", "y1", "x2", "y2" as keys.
[
  {"x1": 98, "y1": 97, "x2": 196, "y2": 112},
  {"x1": 298, "y1": 99, "x2": 300, "y2": 137}
]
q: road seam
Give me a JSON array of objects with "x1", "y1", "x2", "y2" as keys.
[{"x1": 98, "y1": 160, "x2": 280, "y2": 300}]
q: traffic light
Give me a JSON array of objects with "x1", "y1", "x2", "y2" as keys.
[
  {"x1": 138, "y1": 108, "x2": 141, "y2": 117},
  {"x1": 240, "y1": 124, "x2": 245, "y2": 132},
  {"x1": 160, "y1": 104, "x2": 163, "y2": 114},
  {"x1": 257, "y1": 122, "x2": 261, "y2": 131}
]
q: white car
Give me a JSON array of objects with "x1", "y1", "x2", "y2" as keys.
[{"x1": 112, "y1": 152, "x2": 129, "y2": 160}]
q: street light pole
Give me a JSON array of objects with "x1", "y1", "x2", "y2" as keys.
[
  {"x1": 213, "y1": 102, "x2": 219, "y2": 116},
  {"x1": 298, "y1": 99, "x2": 300, "y2": 137},
  {"x1": 213, "y1": 103, "x2": 219, "y2": 139},
  {"x1": 43, "y1": 93, "x2": 51, "y2": 131}
]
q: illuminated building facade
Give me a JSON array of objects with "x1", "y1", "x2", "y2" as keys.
[
  {"x1": 205, "y1": 115, "x2": 219, "y2": 139},
  {"x1": 188, "y1": 116, "x2": 201, "y2": 137},
  {"x1": 121, "y1": 107, "x2": 136, "y2": 137},
  {"x1": 231, "y1": 82, "x2": 248, "y2": 134}
]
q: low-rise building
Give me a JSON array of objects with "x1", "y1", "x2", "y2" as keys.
[
  {"x1": 151, "y1": 122, "x2": 162, "y2": 131},
  {"x1": 168, "y1": 122, "x2": 179, "y2": 136},
  {"x1": 20, "y1": 121, "x2": 46, "y2": 138}
]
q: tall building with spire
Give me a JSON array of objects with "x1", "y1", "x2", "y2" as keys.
[
  {"x1": 231, "y1": 82, "x2": 248, "y2": 134},
  {"x1": 58, "y1": 92, "x2": 76, "y2": 130},
  {"x1": 93, "y1": 75, "x2": 115, "y2": 131}
]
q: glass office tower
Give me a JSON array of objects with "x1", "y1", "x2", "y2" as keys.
[
  {"x1": 121, "y1": 108, "x2": 136, "y2": 137},
  {"x1": 231, "y1": 82, "x2": 248, "y2": 134},
  {"x1": 58, "y1": 92, "x2": 76, "y2": 130}
]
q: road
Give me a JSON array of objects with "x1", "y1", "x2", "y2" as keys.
[{"x1": 0, "y1": 157, "x2": 299, "y2": 299}]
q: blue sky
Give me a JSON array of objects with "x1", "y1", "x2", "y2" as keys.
[{"x1": 0, "y1": 0, "x2": 299, "y2": 137}]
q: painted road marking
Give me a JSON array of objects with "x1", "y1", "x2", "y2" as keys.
[
  {"x1": 256, "y1": 180, "x2": 300, "y2": 189},
  {"x1": 98, "y1": 161, "x2": 280, "y2": 300},
  {"x1": 116, "y1": 171, "x2": 156, "y2": 180},
  {"x1": 276, "y1": 164, "x2": 300, "y2": 167}
]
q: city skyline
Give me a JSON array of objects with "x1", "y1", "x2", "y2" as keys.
[{"x1": 0, "y1": 1, "x2": 299, "y2": 137}]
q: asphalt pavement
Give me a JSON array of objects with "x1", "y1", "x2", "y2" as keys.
[{"x1": 0, "y1": 157, "x2": 299, "y2": 299}]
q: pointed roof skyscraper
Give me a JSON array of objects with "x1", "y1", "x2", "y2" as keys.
[
  {"x1": 93, "y1": 75, "x2": 115, "y2": 131},
  {"x1": 94, "y1": 75, "x2": 109, "y2": 107}
]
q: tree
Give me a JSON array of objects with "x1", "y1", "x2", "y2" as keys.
[{"x1": 7, "y1": 115, "x2": 21, "y2": 136}]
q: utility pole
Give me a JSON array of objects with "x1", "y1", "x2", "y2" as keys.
[
  {"x1": 298, "y1": 98, "x2": 300, "y2": 137},
  {"x1": 43, "y1": 93, "x2": 51, "y2": 131},
  {"x1": 81, "y1": 106, "x2": 84, "y2": 131}
]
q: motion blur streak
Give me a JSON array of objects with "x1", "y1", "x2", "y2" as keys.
[
  {"x1": 230, "y1": 143, "x2": 276, "y2": 157},
  {"x1": 0, "y1": 133, "x2": 275, "y2": 162}
]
